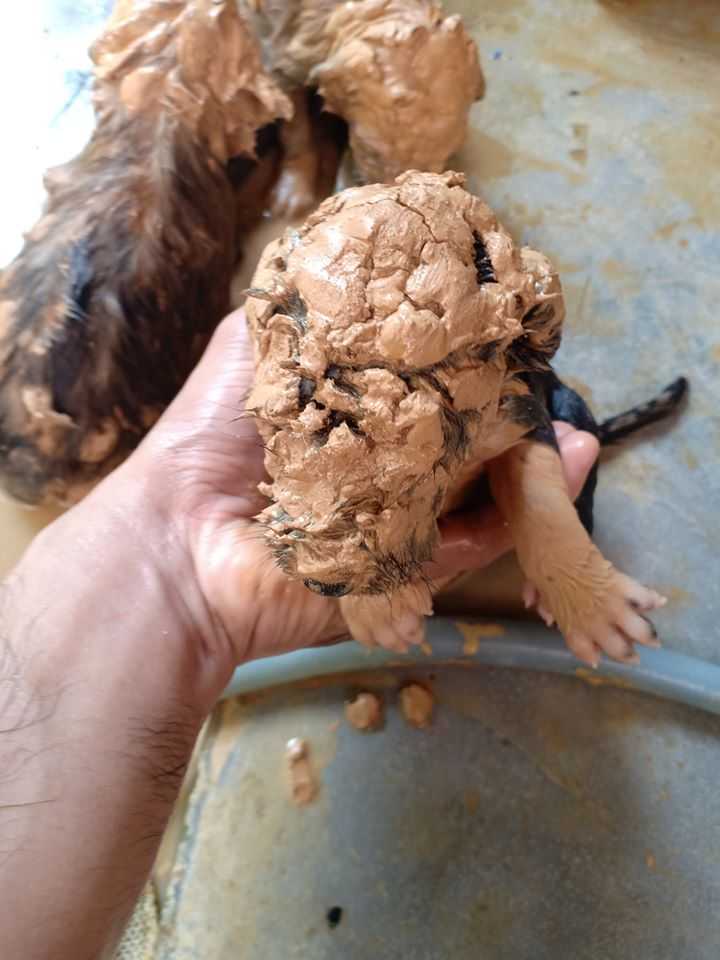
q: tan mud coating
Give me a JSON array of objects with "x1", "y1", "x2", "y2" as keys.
[
  {"x1": 93, "y1": 0, "x2": 290, "y2": 162},
  {"x1": 285, "y1": 736, "x2": 318, "y2": 804},
  {"x1": 246, "y1": 170, "x2": 562, "y2": 593},
  {"x1": 244, "y1": 0, "x2": 484, "y2": 198},
  {"x1": 345, "y1": 692, "x2": 384, "y2": 731},
  {"x1": 399, "y1": 684, "x2": 434, "y2": 728},
  {"x1": 247, "y1": 171, "x2": 667, "y2": 664}
]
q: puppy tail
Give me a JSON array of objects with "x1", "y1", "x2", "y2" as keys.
[{"x1": 597, "y1": 376, "x2": 689, "y2": 445}]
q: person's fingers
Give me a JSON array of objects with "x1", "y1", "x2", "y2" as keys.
[
  {"x1": 428, "y1": 427, "x2": 600, "y2": 580},
  {"x1": 142, "y1": 307, "x2": 255, "y2": 455},
  {"x1": 556, "y1": 423, "x2": 600, "y2": 498},
  {"x1": 194, "y1": 517, "x2": 347, "y2": 663}
]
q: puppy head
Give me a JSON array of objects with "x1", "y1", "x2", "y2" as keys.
[
  {"x1": 246, "y1": 172, "x2": 561, "y2": 599},
  {"x1": 311, "y1": 1, "x2": 484, "y2": 183}
]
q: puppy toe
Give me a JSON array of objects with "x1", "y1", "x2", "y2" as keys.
[
  {"x1": 593, "y1": 625, "x2": 638, "y2": 664},
  {"x1": 618, "y1": 574, "x2": 666, "y2": 612},
  {"x1": 566, "y1": 631, "x2": 601, "y2": 668},
  {"x1": 619, "y1": 608, "x2": 661, "y2": 648}
]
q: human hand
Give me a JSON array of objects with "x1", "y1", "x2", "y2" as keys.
[
  {"x1": 132, "y1": 309, "x2": 599, "y2": 676},
  {"x1": 0, "y1": 308, "x2": 598, "y2": 960}
]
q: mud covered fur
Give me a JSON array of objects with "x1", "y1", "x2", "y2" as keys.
[
  {"x1": 244, "y1": 0, "x2": 484, "y2": 186},
  {"x1": 0, "y1": 0, "x2": 290, "y2": 505},
  {"x1": 246, "y1": 170, "x2": 566, "y2": 596}
]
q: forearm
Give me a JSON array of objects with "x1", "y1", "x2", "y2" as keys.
[{"x1": 0, "y1": 466, "x2": 230, "y2": 960}]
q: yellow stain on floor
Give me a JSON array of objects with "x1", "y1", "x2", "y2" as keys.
[{"x1": 455, "y1": 620, "x2": 506, "y2": 656}]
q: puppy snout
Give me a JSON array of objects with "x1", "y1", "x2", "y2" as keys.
[{"x1": 303, "y1": 579, "x2": 351, "y2": 598}]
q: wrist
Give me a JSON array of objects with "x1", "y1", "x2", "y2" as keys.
[
  {"x1": 0, "y1": 461, "x2": 231, "y2": 960},
  {"x1": 6, "y1": 456, "x2": 234, "y2": 715}
]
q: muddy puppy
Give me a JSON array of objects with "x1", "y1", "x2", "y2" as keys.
[
  {"x1": 0, "y1": 0, "x2": 290, "y2": 506},
  {"x1": 246, "y1": 171, "x2": 687, "y2": 666},
  {"x1": 243, "y1": 0, "x2": 484, "y2": 214}
]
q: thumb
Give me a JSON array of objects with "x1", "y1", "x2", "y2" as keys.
[
  {"x1": 165, "y1": 308, "x2": 255, "y2": 421},
  {"x1": 131, "y1": 307, "x2": 267, "y2": 511},
  {"x1": 429, "y1": 428, "x2": 600, "y2": 579}
]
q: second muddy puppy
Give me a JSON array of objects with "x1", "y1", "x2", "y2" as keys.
[
  {"x1": 244, "y1": 0, "x2": 484, "y2": 214},
  {"x1": 246, "y1": 171, "x2": 687, "y2": 667}
]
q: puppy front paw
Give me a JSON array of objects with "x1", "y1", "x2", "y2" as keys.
[{"x1": 341, "y1": 582, "x2": 433, "y2": 653}]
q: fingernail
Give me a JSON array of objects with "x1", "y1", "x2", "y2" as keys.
[{"x1": 553, "y1": 421, "x2": 574, "y2": 440}]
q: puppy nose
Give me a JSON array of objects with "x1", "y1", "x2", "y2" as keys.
[{"x1": 303, "y1": 579, "x2": 351, "y2": 598}]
